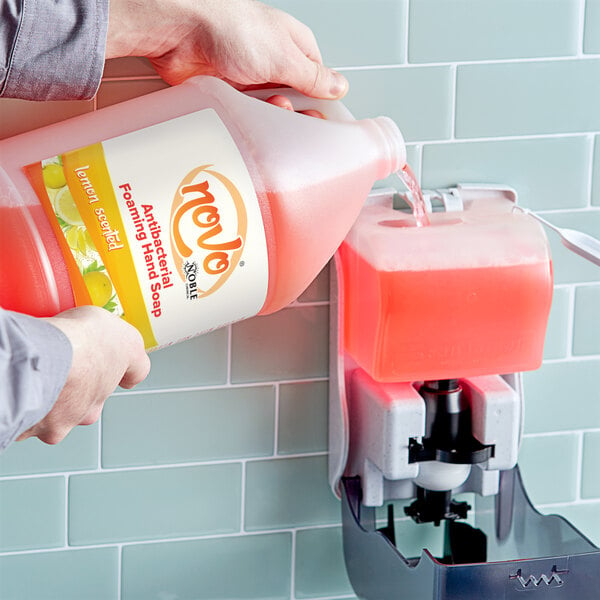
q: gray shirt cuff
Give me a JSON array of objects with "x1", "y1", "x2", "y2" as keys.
[
  {"x1": 0, "y1": 0, "x2": 109, "y2": 100},
  {"x1": 0, "y1": 310, "x2": 73, "y2": 451}
]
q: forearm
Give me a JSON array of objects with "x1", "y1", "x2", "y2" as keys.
[
  {"x1": 0, "y1": 309, "x2": 72, "y2": 451},
  {"x1": 0, "y1": 0, "x2": 109, "y2": 100}
]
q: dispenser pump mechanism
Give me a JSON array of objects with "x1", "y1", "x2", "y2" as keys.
[{"x1": 405, "y1": 378, "x2": 494, "y2": 527}]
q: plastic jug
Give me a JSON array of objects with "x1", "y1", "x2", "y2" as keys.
[
  {"x1": 0, "y1": 75, "x2": 406, "y2": 349},
  {"x1": 338, "y1": 194, "x2": 553, "y2": 381}
]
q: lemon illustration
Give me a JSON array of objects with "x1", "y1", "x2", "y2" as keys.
[
  {"x1": 82, "y1": 230, "x2": 95, "y2": 253},
  {"x1": 83, "y1": 270, "x2": 113, "y2": 307},
  {"x1": 55, "y1": 187, "x2": 84, "y2": 226},
  {"x1": 65, "y1": 227, "x2": 81, "y2": 252},
  {"x1": 42, "y1": 163, "x2": 67, "y2": 189},
  {"x1": 65, "y1": 227, "x2": 96, "y2": 255}
]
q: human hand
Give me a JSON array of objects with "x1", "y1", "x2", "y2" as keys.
[
  {"x1": 264, "y1": 94, "x2": 326, "y2": 119},
  {"x1": 106, "y1": 0, "x2": 348, "y2": 99},
  {"x1": 17, "y1": 306, "x2": 150, "y2": 445}
]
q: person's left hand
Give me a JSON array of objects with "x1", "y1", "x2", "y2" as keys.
[{"x1": 106, "y1": 0, "x2": 348, "y2": 100}]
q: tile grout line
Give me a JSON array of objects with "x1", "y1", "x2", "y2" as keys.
[
  {"x1": 577, "y1": 0, "x2": 587, "y2": 57},
  {"x1": 63, "y1": 475, "x2": 69, "y2": 550},
  {"x1": 290, "y1": 529, "x2": 297, "y2": 600},
  {"x1": 538, "y1": 496, "x2": 600, "y2": 510},
  {"x1": 566, "y1": 285, "x2": 577, "y2": 358},
  {"x1": 0, "y1": 521, "x2": 347, "y2": 557},
  {"x1": 555, "y1": 281, "x2": 600, "y2": 290},
  {"x1": 98, "y1": 415, "x2": 103, "y2": 470},
  {"x1": 543, "y1": 354, "x2": 600, "y2": 365},
  {"x1": 336, "y1": 53, "x2": 600, "y2": 72},
  {"x1": 117, "y1": 545, "x2": 123, "y2": 600},
  {"x1": 0, "y1": 451, "x2": 330, "y2": 482},
  {"x1": 586, "y1": 134, "x2": 596, "y2": 207},
  {"x1": 273, "y1": 383, "x2": 280, "y2": 456},
  {"x1": 411, "y1": 130, "x2": 600, "y2": 146},
  {"x1": 240, "y1": 460, "x2": 247, "y2": 533},
  {"x1": 111, "y1": 376, "x2": 329, "y2": 397},
  {"x1": 402, "y1": 0, "x2": 410, "y2": 65},
  {"x1": 575, "y1": 431, "x2": 585, "y2": 502},
  {"x1": 523, "y1": 428, "x2": 600, "y2": 439},
  {"x1": 103, "y1": 52, "x2": 600, "y2": 84},
  {"x1": 101, "y1": 52, "x2": 600, "y2": 86},
  {"x1": 226, "y1": 324, "x2": 233, "y2": 385},
  {"x1": 4, "y1": 493, "x2": 600, "y2": 559},
  {"x1": 449, "y1": 63, "x2": 457, "y2": 140}
]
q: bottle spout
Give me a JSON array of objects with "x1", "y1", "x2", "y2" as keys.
[{"x1": 371, "y1": 116, "x2": 407, "y2": 179}]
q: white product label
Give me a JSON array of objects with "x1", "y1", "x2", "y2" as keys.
[{"x1": 26, "y1": 109, "x2": 268, "y2": 350}]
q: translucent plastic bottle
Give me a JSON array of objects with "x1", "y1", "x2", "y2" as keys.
[{"x1": 0, "y1": 75, "x2": 406, "y2": 349}]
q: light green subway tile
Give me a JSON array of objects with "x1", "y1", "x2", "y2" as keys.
[
  {"x1": 102, "y1": 387, "x2": 275, "y2": 467},
  {"x1": 122, "y1": 533, "x2": 291, "y2": 600},
  {"x1": 584, "y1": 0, "x2": 600, "y2": 54},
  {"x1": 551, "y1": 502, "x2": 600, "y2": 547},
  {"x1": 69, "y1": 464, "x2": 241, "y2": 545},
  {"x1": 0, "y1": 97, "x2": 93, "y2": 139},
  {"x1": 96, "y1": 79, "x2": 169, "y2": 108},
  {"x1": 102, "y1": 57, "x2": 157, "y2": 78},
  {"x1": 245, "y1": 455, "x2": 340, "y2": 530},
  {"x1": 295, "y1": 527, "x2": 352, "y2": 598},
  {"x1": 131, "y1": 329, "x2": 228, "y2": 391},
  {"x1": 544, "y1": 212, "x2": 600, "y2": 284},
  {"x1": 278, "y1": 381, "x2": 328, "y2": 455},
  {"x1": 342, "y1": 67, "x2": 453, "y2": 142},
  {"x1": 456, "y1": 60, "x2": 600, "y2": 138},
  {"x1": 422, "y1": 137, "x2": 590, "y2": 210},
  {"x1": 231, "y1": 306, "x2": 329, "y2": 383},
  {"x1": 395, "y1": 517, "x2": 445, "y2": 559},
  {"x1": 0, "y1": 477, "x2": 64, "y2": 551},
  {"x1": 268, "y1": 1, "x2": 406, "y2": 67},
  {"x1": 0, "y1": 423, "x2": 98, "y2": 476},
  {"x1": 574, "y1": 285, "x2": 600, "y2": 356},
  {"x1": 582, "y1": 432, "x2": 600, "y2": 499},
  {"x1": 593, "y1": 136, "x2": 600, "y2": 206},
  {"x1": 518, "y1": 434, "x2": 579, "y2": 505},
  {"x1": 543, "y1": 287, "x2": 570, "y2": 360},
  {"x1": 409, "y1": 0, "x2": 578, "y2": 63},
  {"x1": 298, "y1": 263, "x2": 330, "y2": 303},
  {"x1": 0, "y1": 548, "x2": 118, "y2": 600},
  {"x1": 523, "y1": 359, "x2": 600, "y2": 434}
]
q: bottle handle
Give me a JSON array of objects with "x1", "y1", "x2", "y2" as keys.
[{"x1": 243, "y1": 87, "x2": 356, "y2": 122}]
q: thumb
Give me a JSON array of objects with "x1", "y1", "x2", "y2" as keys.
[{"x1": 287, "y1": 56, "x2": 348, "y2": 100}]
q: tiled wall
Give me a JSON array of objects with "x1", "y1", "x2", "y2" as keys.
[{"x1": 1, "y1": 1, "x2": 599, "y2": 599}]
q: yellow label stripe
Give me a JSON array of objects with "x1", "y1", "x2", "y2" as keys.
[{"x1": 63, "y1": 144, "x2": 158, "y2": 349}]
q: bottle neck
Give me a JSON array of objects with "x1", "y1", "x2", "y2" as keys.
[{"x1": 369, "y1": 116, "x2": 407, "y2": 179}]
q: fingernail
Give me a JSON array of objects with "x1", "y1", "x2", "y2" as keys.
[{"x1": 329, "y1": 71, "x2": 348, "y2": 98}]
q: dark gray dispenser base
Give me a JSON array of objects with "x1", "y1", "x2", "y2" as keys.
[{"x1": 341, "y1": 466, "x2": 600, "y2": 599}]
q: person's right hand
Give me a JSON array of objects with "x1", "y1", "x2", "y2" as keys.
[{"x1": 17, "y1": 306, "x2": 150, "y2": 445}]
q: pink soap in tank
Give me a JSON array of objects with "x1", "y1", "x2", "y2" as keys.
[
  {"x1": 338, "y1": 197, "x2": 553, "y2": 381},
  {"x1": 0, "y1": 75, "x2": 406, "y2": 349}
]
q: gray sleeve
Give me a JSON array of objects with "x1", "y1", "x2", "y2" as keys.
[
  {"x1": 0, "y1": 309, "x2": 73, "y2": 451},
  {"x1": 0, "y1": 0, "x2": 109, "y2": 101}
]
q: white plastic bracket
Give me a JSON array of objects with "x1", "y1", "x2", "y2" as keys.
[{"x1": 392, "y1": 182, "x2": 518, "y2": 213}]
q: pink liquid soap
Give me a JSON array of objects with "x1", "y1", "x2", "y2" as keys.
[
  {"x1": 396, "y1": 164, "x2": 430, "y2": 227},
  {"x1": 338, "y1": 198, "x2": 553, "y2": 381}
]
